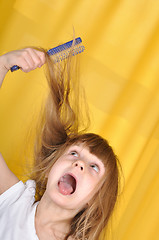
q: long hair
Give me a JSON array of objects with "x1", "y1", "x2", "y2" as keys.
[{"x1": 30, "y1": 45, "x2": 121, "y2": 240}]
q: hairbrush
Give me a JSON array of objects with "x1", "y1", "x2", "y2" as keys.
[{"x1": 10, "y1": 37, "x2": 85, "y2": 72}]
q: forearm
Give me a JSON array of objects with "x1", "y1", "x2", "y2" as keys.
[{"x1": 0, "y1": 55, "x2": 9, "y2": 88}]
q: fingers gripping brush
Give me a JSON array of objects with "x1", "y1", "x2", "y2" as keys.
[{"x1": 10, "y1": 37, "x2": 85, "y2": 72}]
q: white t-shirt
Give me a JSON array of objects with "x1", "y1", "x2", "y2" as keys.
[{"x1": 0, "y1": 180, "x2": 39, "y2": 240}]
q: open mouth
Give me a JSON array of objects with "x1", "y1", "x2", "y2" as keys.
[{"x1": 58, "y1": 174, "x2": 77, "y2": 195}]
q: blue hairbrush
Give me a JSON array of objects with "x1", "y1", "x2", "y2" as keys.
[{"x1": 10, "y1": 37, "x2": 85, "y2": 72}]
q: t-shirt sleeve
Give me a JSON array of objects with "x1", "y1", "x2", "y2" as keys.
[{"x1": 0, "y1": 180, "x2": 36, "y2": 210}]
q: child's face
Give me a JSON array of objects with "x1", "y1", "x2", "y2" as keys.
[{"x1": 46, "y1": 144, "x2": 105, "y2": 213}]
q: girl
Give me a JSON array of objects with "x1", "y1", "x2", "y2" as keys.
[{"x1": 0, "y1": 47, "x2": 120, "y2": 240}]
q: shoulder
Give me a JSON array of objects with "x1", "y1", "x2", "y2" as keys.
[
  {"x1": 0, "y1": 179, "x2": 36, "y2": 209},
  {"x1": 0, "y1": 179, "x2": 38, "y2": 240},
  {"x1": 24, "y1": 180, "x2": 36, "y2": 195}
]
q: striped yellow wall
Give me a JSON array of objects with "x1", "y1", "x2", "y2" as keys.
[{"x1": 0, "y1": 1, "x2": 159, "y2": 239}]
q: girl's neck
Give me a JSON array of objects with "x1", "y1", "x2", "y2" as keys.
[{"x1": 35, "y1": 193, "x2": 75, "y2": 240}]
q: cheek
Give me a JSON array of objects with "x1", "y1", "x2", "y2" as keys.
[
  {"x1": 83, "y1": 177, "x2": 98, "y2": 195},
  {"x1": 86, "y1": 176, "x2": 103, "y2": 196},
  {"x1": 47, "y1": 164, "x2": 60, "y2": 185},
  {"x1": 48, "y1": 160, "x2": 63, "y2": 175},
  {"x1": 47, "y1": 160, "x2": 68, "y2": 183}
]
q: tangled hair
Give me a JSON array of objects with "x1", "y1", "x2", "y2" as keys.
[{"x1": 30, "y1": 44, "x2": 121, "y2": 240}]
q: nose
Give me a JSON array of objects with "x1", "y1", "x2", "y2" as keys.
[{"x1": 73, "y1": 160, "x2": 85, "y2": 171}]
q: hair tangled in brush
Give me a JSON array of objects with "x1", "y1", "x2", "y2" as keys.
[{"x1": 30, "y1": 44, "x2": 121, "y2": 240}]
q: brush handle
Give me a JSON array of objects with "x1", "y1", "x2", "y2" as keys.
[
  {"x1": 10, "y1": 37, "x2": 84, "y2": 72},
  {"x1": 10, "y1": 65, "x2": 20, "y2": 72}
]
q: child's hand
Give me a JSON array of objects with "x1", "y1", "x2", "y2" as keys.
[{"x1": 0, "y1": 48, "x2": 46, "y2": 73}]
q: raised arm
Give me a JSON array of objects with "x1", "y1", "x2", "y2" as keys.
[
  {"x1": 0, "y1": 153, "x2": 20, "y2": 194},
  {"x1": 0, "y1": 48, "x2": 46, "y2": 194},
  {"x1": 0, "y1": 48, "x2": 46, "y2": 88}
]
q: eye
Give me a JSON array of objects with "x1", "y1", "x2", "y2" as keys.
[
  {"x1": 70, "y1": 151, "x2": 78, "y2": 157},
  {"x1": 91, "y1": 164, "x2": 99, "y2": 173}
]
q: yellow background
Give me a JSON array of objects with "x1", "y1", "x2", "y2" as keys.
[{"x1": 0, "y1": 0, "x2": 159, "y2": 239}]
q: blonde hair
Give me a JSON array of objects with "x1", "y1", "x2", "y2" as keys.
[{"x1": 30, "y1": 47, "x2": 121, "y2": 240}]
